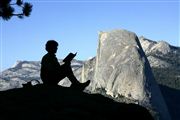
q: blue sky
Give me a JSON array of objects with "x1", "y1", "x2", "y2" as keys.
[{"x1": 0, "y1": 0, "x2": 179, "y2": 71}]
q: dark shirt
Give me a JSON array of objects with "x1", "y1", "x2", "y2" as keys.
[{"x1": 40, "y1": 53, "x2": 61, "y2": 85}]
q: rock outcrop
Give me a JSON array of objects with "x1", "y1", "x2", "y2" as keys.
[
  {"x1": 139, "y1": 36, "x2": 180, "y2": 89},
  {"x1": 0, "y1": 85, "x2": 154, "y2": 120},
  {"x1": 139, "y1": 36, "x2": 171, "y2": 55},
  {"x1": 81, "y1": 29, "x2": 171, "y2": 120}
]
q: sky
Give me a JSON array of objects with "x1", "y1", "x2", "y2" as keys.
[{"x1": 0, "y1": 0, "x2": 179, "y2": 71}]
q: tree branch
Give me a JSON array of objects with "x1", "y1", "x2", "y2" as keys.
[
  {"x1": 9, "y1": 3, "x2": 17, "y2": 6},
  {"x1": 12, "y1": 13, "x2": 24, "y2": 16}
]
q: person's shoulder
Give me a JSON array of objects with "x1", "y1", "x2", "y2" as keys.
[
  {"x1": 41, "y1": 53, "x2": 50, "y2": 61},
  {"x1": 42, "y1": 53, "x2": 56, "y2": 61},
  {"x1": 42, "y1": 53, "x2": 48, "y2": 58}
]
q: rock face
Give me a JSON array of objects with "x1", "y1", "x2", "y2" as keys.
[
  {"x1": 93, "y1": 30, "x2": 152, "y2": 99},
  {"x1": 81, "y1": 57, "x2": 96, "y2": 90},
  {"x1": 81, "y1": 30, "x2": 171, "y2": 120},
  {"x1": 139, "y1": 36, "x2": 180, "y2": 89}
]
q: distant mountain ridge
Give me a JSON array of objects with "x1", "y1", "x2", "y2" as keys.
[{"x1": 139, "y1": 36, "x2": 180, "y2": 89}]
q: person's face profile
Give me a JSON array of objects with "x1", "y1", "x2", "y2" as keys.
[{"x1": 51, "y1": 45, "x2": 58, "y2": 53}]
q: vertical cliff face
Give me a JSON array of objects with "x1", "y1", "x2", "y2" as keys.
[
  {"x1": 94, "y1": 30, "x2": 148, "y2": 101},
  {"x1": 81, "y1": 29, "x2": 171, "y2": 120},
  {"x1": 81, "y1": 57, "x2": 96, "y2": 90}
]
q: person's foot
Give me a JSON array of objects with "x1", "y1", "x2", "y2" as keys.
[{"x1": 71, "y1": 80, "x2": 90, "y2": 91}]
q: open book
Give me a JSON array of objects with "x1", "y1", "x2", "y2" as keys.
[{"x1": 63, "y1": 52, "x2": 77, "y2": 63}]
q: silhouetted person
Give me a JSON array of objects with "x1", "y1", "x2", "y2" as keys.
[{"x1": 40, "y1": 40, "x2": 90, "y2": 90}]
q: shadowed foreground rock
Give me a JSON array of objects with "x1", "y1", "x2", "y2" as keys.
[{"x1": 0, "y1": 85, "x2": 153, "y2": 120}]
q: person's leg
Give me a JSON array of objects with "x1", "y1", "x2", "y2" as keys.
[
  {"x1": 59, "y1": 63, "x2": 80, "y2": 84},
  {"x1": 60, "y1": 63, "x2": 90, "y2": 90},
  {"x1": 59, "y1": 63, "x2": 90, "y2": 90}
]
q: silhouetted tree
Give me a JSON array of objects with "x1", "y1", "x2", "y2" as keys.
[{"x1": 0, "y1": 0, "x2": 32, "y2": 21}]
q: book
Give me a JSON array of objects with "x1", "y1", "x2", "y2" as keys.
[{"x1": 63, "y1": 52, "x2": 77, "y2": 63}]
